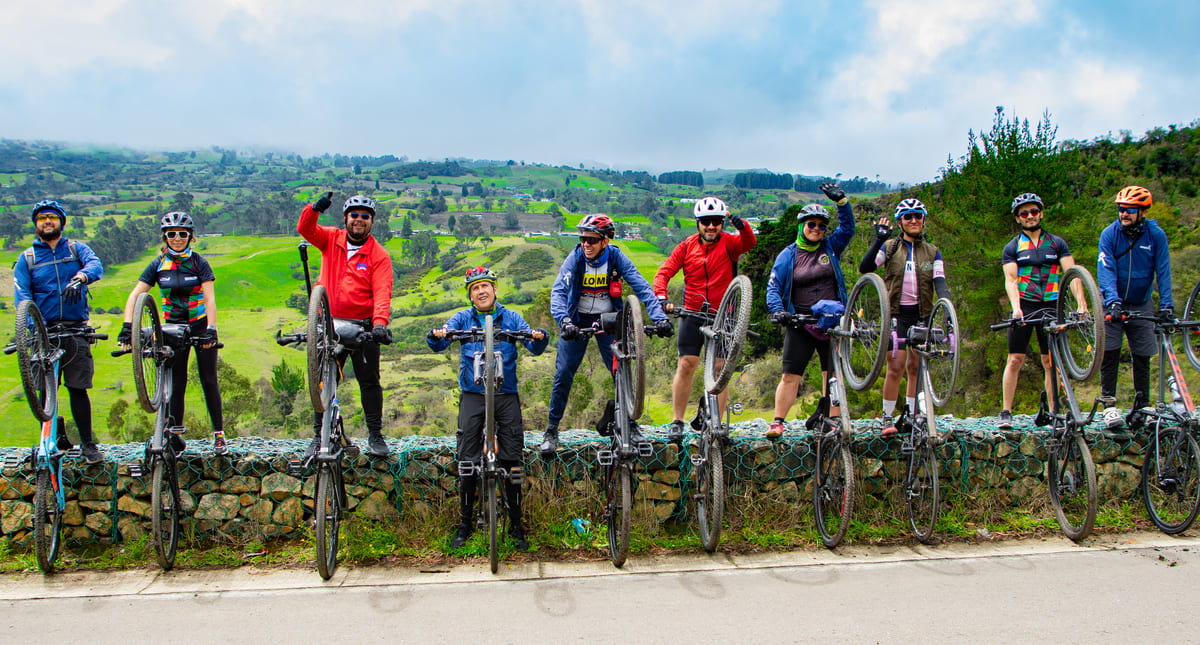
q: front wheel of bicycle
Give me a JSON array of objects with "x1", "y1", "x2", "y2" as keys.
[
  {"x1": 33, "y1": 467, "x2": 62, "y2": 573},
  {"x1": 1047, "y1": 431, "x2": 1097, "y2": 541},
  {"x1": 1056, "y1": 265, "x2": 1104, "y2": 382},
  {"x1": 1141, "y1": 428, "x2": 1200, "y2": 534},
  {"x1": 131, "y1": 292, "x2": 164, "y2": 414},
  {"x1": 314, "y1": 465, "x2": 341, "y2": 580},
  {"x1": 1183, "y1": 279, "x2": 1200, "y2": 371},
  {"x1": 307, "y1": 286, "x2": 337, "y2": 414},
  {"x1": 617, "y1": 295, "x2": 647, "y2": 421},
  {"x1": 813, "y1": 433, "x2": 854, "y2": 548},
  {"x1": 925, "y1": 298, "x2": 960, "y2": 407},
  {"x1": 16, "y1": 300, "x2": 56, "y2": 422},
  {"x1": 704, "y1": 274, "x2": 752, "y2": 395},
  {"x1": 486, "y1": 474, "x2": 500, "y2": 574},
  {"x1": 695, "y1": 402, "x2": 725, "y2": 552},
  {"x1": 842, "y1": 273, "x2": 891, "y2": 391},
  {"x1": 150, "y1": 456, "x2": 181, "y2": 570},
  {"x1": 606, "y1": 461, "x2": 632, "y2": 567},
  {"x1": 907, "y1": 438, "x2": 940, "y2": 543}
]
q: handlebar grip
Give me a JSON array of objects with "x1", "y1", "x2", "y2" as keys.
[
  {"x1": 989, "y1": 322, "x2": 1010, "y2": 331},
  {"x1": 91, "y1": 333, "x2": 110, "y2": 341},
  {"x1": 111, "y1": 348, "x2": 131, "y2": 357},
  {"x1": 3, "y1": 344, "x2": 16, "y2": 355}
]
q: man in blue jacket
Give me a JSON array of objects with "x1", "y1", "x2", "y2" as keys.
[
  {"x1": 1097, "y1": 185, "x2": 1172, "y2": 428},
  {"x1": 538, "y1": 214, "x2": 673, "y2": 455},
  {"x1": 428, "y1": 267, "x2": 548, "y2": 550},
  {"x1": 13, "y1": 200, "x2": 105, "y2": 463}
]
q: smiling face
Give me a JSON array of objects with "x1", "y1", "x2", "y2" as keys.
[
  {"x1": 469, "y1": 280, "x2": 496, "y2": 310},
  {"x1": 1015, "y1": 204, "x2": 1043, "y2": 230},
  {"x1": 579, "y1": 234, "x2": 609, "y2": 259},
  {"x1": 163, "y1": 227, "x2": 192, "y2": 252},
  {"x1": 800, "y1": 218, "x2": 827, "y2": 243},
  {"x1": 899, "y1": 212, "x2": 925, "y2": 237},
  {"x1": 344, "y1": 207, "x2": 374, "y2": 240},
  {"x1": 697, "y1": 216, "x2": 724, "y2": 243},
  {"x1": 34, "y1": 212, "x2": 63, "y2": 241}
]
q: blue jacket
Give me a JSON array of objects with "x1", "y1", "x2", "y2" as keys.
[
  {"x1": 549, "y1": 244, "x2": 668, "y2": 324},
  {"x1": 1097, "y1": 218, "x2": 1172, "y2": 308},
  {"x1": 426, "y1": 304, "x2": 549, "y2": 395},
  {"x1": 13, "y1": 237, "x2": 104, "y2": 323},
  {"x1": 766, "y1": 202, "x2": 856, "y2": 314}
]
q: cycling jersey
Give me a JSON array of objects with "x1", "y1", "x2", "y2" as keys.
[
  {"x1": 653, "y1": 225, "x2": 757, "y2": 310},
  {"x1": 1097, "y1": 218, "x2": 1172, "y2": 308},
  {"x1": 1001, "y1": 231, "x2": 1072, "y2": 303},
  {"x1": 861, "y1": 237, "x2": 948, "y2": 316},
  {"x1": 766, "y1": 202, "x2": 855, "y2": 315},
  {"x1": 139, "y1": 250, "x2": 215, "y2": 324}
]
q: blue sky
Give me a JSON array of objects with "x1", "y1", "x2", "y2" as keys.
[{"x1": 3, "y1": 0, "x2": 1197, "y2": 184}]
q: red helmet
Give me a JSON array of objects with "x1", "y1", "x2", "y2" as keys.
[
  {"x1": 577, "y1": 214, "x2": 615, "y2": 239},
  {"x1": 1114, "y1": 185, "x2": 1152, "y2": 208}
]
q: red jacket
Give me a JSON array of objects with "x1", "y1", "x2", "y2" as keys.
[
  {"x1": 654, "y1": 225, "x2": 757, "y2": 310},
  {"x1": 297, "y1": 204, "x2": 393, "y2": 326}
]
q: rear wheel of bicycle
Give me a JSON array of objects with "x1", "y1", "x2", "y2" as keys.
[
  {"x1": 1056, "y1": 265, "x2": 1104, "y2": 382},
  {"x1": 131, "y1": 292, "x2": 164, "y2": 414},
  {"x1": 150, "y1": 457, "x2": 181, "y2": 570},
  {"x1": 924, "y1": 298, "x2": 960, "y2": 407},
  {"x1": 1141, "y1": 428, "x2": 1200, "y2": 534},
  {"x1": 307, "y1": 286, "x2": 336, "y2": 414},
  {"x1": 314, "y1": 466, "x2": 341, "y2": 580},
  {"x1": 907, "y1": 438, "x2": 940, "y2": 543},
  {"x1": 813, "y1": 434, "x2": 854, "y2": 548},
  {"x1": 696, "y1": 400, "x2": 725, "y2": 552},
  {"x1": 704, "y1": 274, "x2": 752, "y2": 395},
  {"x1": 1184, "y1": 279, "x2": 1200, "y2": 371},
  {"x1": 486, "y1": 474, "x2": 500, "y2": 574},
  {"x1": 1048, "y1": 431, "x2": 1097, "y2": 541},
  {"x1": 606, "y1": 461, "x2": 632, "y2": 567},
  {"x1": 33, "y1": 467, "x2": 62, "y2": 573},
  {"x1": 842, "y1": 273, "x2": 891, "y2": 391},
  {"x1": 16, "y1": 300, "x2": 55, "y2": 422},
  {"x1": 617, "y1": 295, "x2": 647, "y2": 421}
]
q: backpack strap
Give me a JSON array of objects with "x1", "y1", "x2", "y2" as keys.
[{"x1": 23, "y1": 240, "x2": 81, "y2": 271}]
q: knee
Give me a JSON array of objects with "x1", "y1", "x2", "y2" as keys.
[{"x1": 1006, "y1": 354, "x2": 1026, "y2": 370}]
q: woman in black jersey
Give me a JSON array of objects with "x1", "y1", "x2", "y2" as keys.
[{"x1": 117, "y1": 212, "x2": 227, "y2": 455}]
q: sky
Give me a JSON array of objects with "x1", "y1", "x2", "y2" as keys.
[{"x1": 3, "y1": 0, "x2": 1198, "y2": 184}]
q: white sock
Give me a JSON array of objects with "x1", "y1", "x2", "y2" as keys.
[
  {"x1": 882, "y1": 399, "x2": 897, "y2": 417},
  {"x1": 906, "y1": 396, "x2": 917, "y2": 412}
]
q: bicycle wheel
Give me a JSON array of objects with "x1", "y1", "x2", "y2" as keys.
[
  {"x1": 1184, "y1": 279, "x2": 1200, "y2": 371},
  {"x1": 484, "y1": 314, "x2": 497, "y2": 458},
  {"x1": 33, "y1": 467, "x2": 62, "y2": 573},
  {"x1": 617, "y1": 295, "x2": 647, "y2": 421},
  {"x1": 150, "y1": 457, "x2": 181, "y2": 570},
  {"x1": 486, "y1": 474, "x2": 500, "y2": 574},
  {"x1": 1047, "y1": 430, "x2": 1097, "y2": 541},
  {"x1": 15, "y1": 300, "x2": 55, "y2": 422},
  {"x1": 314, "y1": 465, "x2": 341, "y2": 580},
  {"x1": 704, "y1": 274, "x2": 752, "y2": 395},
  {"x1": 695, "y1": 398, "x2": 725, "y2": 552},
  {"x1": 1055, "y1": 265, "x2": 1104, "y2": 382},
  {"x1": 306, "y1": 286, "x2": 336, "y2": 414},
  {"x1": 131, "y1": 292, "x2": 164, "y2": 414},
  {"x1": 813, "y1": 433, "x2": 854, "y2": 548},
  {"x1": 1141, "y1": 428, "x2": 1200, "y2": 534},
  {"x1": 907, "y1": 437, "x2": 940, "y2": 543},
  {"x1": 841, "y1": 273, "x2": 891, "y2": 391},
  {"x1": 606, "y1": 461, "x2": 632, "y2": 567},
  {"x1": 924, "y1": 298, "x2": 960, "y2": 407}
]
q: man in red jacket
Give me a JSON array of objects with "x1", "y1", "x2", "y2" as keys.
[
  {"x1": 298, "y1": 192, "x2": 395, "y2": 457},
  {"x1": 653, "y1": 197, "x2": 756, "y2": 443}
]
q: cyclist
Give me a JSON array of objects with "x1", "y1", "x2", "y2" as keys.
[
  {"x1": 297, "y1": 192, "x2": 395, "y2": 458},
  {"x1": 13, "y1": 199, "x2": 105, "y2": 464},
  {"x1": 117, "y1": 212, "x2": 227, "y2": 455},
  {"x1": 1097, "y1": 185, "x2": 1173, "y2": 429},
  {"x1": 653, "y1": 197, "x2": 757, "y2": 443},
  {"x1": 858, "y1": 198, "x2": 950, "y2": 436},
  {"x1": 764, "y1": 184, "x2": 855, "y2": 439},
  {"x1": 427, "y1": 267, "x2": 548, "y2": 550},
  {"x1": 538, "y1": 214, "x2": 673, "y2": 455},
  {"x1": 998, "y1": 193, "x2": 1080, "y2": 428}
]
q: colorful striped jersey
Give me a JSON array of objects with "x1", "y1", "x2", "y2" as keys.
[
  {"x1": 1001, "y1": 231, "x2": 1072, "y2": 302},
  {"x1": 138, "y1": 250, "x2": 216, "y2": 323}
]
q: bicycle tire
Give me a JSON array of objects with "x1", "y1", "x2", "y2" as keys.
[
  {"x1": 131, "y1": 292, "x2": 164, "y2": 414},
  {"x1": 16, "y1": 300, "x2": 55, "y2": 422},
  {"x1": 150, "y1": 456, "x2": 181, "y2": 570},
  {"x1": 606, "y1": 461, "x2": 632, "y2": 567},
  {"x1": 925, "y1": 298, "x2": 960, "y2": 407},
  {"x1": 704, "y1": 274, "x2": 752, "y2": 395},
  {"x1": 33, "y1": 467, "x2": 62, "y2": 573},
  {"x1": 618, "y1": 295, "x2": 647, "y2": 421},
  {"x1": 484, "y1": 314, "x2": 496, "y2": 463},
  {"x1": 696, "y1": 397, "x2": 725, "y2": 552},
  {"x1": 1047, "y1": 430, "x2": 1097, "y2": 541},
  {"x1": 1056, "y1": 265, "x2": 1104, "y2": 382},
  {"x1": 1183, "y1": 279, "x2": 1200, "y2": 371},
  {"x1": 314, "y1": 466, "x2": 341, "y2": 580},
  {"x1": 813, "y1": 432, "x2": 854, "y2": 548},
  {"x1": 1141, "y1": 428, "x2": 1200, "y2": 534},
  {"x1": 487, "y1": 474, "x2": 500, "y2": 574},
  {"x1": 307, "y1": 286, "x2": 335, "y2": 414},
  {"x1": 842, "y1": 273, "x2": 891, "y2": 391},
  {"x1": 907, "y1": 437, "x2": 940, "y2": 543}
]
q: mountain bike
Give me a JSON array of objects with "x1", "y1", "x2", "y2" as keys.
[
  {"x1": 1110, "y1": 309, "x2": 1200, "y2": 534},
  {"x1": 114, "y1": 292, "x2": 223, "y2": 570},
  {"x1": 440, "y1": 318, "x2": 539, "y2": 573},
  {"x1": 990, "y1": 265, "x2": 1105, "y2": 541},
  {"x1": 3, "y1": 301, "x2": 106, "y2": 573}
]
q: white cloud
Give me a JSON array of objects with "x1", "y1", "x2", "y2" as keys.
[{"x1": 0, "y1": 1, "x2": 171, "y2": 77}]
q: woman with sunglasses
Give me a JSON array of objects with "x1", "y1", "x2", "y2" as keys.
[
  {"x1": 857, "y1": 198, "x2": 950, "y2": 435},
  {"x1": 764, "y1": 184, "x2": 855, "y2": 439},
  {"x1": 118, "y1": 211, "x2": 227, "y2": 454}
]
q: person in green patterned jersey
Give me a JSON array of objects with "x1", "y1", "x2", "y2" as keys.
[{"x1": 118, "y1": 212, "x2": 227, "y2": 455}]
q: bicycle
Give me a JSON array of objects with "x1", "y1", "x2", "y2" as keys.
[
  {"x1": 113, "y1": 291, "x2": 223, "y2": 570},
  {"x1": 1108, "y1": 309, "x2": 1200, "y2": 534},
  {"x1": 440, "y1": 318, "x2": 539, "y2": 573},
  {"x1": 990, "y1": 265, "x2": 1105, "y2": 541},
  {"x1": 3, "y1": 301, "x2": 107, "y2": 573}
]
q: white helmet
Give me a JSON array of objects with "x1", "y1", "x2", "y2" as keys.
[{"x1": 693, "y1": 197, "x2": 729, "y2": 219}]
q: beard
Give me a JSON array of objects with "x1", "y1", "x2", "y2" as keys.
[
  {"x1": 37, "y1": 227, "x2": 62, "y2": 242},
  {"x1": 346, "y1": 229, "x2": 370, "y2": 244},
  {"x1": 1021, "y1": 222, "x2": 1041, "y2": 232}
]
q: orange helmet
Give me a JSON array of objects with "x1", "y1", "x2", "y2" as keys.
[{"x1": 1114, "y1": 185, "x2": 1152, "y2": 208}]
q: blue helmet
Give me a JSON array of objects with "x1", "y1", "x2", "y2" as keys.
[
  {"x1": 31, "y1": 199, "x2": 67, "y2": 225},
  {"x1": 894, "y1": 198, "x2": 927, "y2": 221}
]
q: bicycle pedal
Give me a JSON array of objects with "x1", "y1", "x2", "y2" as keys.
[
  {"x1": 168, "y1": 425, "x2": 187, "y2": 435},
  {"x1": 637, "y1": 442, "x2": 653, "y2": 458},
  {"x1": 689, "y1": 454, "x2": 706, "y2": 467},
  {"x1": 287, "y1": 458, "x2": 305, "y2": 478},
  {"x1": 343, "y1": 443, "x2": 361, "y2": 458},
  {"x1": 127, "y1": 463, "x2": 144, "y2": 478},
  {"x1": 458, "y1": 460, "x2": 476, "y2": 477},
  {"x1": 900, "y1": 438, "x2": 915, "y2": 455},
  {"x1": 2, "y1": 454, "x2": 23, "y2": 469},
  {"x1": 597, "y1": 450, "x2": 615, "y2": 466},
  {"x1": 508, "y1": 466, "x2": 525, "y2": 486},
  {"x1": 65, "y1": 447, "x2": 82, "y2": 459}
]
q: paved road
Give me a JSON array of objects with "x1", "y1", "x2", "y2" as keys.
[{"x1": 3, "y1": 532, "x2": 1198, "y2": 643}]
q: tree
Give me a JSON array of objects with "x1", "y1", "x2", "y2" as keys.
[
  {"x1": 503, "y1": 211, "x2": 520, "y2": 229},
  {"x1": 167, "y1": 191, "x2": 194, "y2": 214},
  {"x1": 270, "y1": 359, "x2": 304, "y2": 417},
  {"x1": 455, "y1": 214, "x2": 484, "y2": 246},
  {"x1": 401, "y1": 216, "x2": 413, "y2": 238},
  {"x1": 447, "y1": 213, "x2": 457, "y2": 232}
]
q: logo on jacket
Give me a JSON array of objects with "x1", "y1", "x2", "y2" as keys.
[
  {"x1": 818, "y1": 254, "x2": 830, "y2": 265},
  {"x1": 356, "y1": 261, "x2": 369, "y2": 272}
]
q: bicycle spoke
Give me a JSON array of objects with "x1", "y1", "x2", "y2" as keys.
[
  {"x1": 1056, "y1": 266, "x2": 1103, "y2": 382},
  {"x1": 842, "y1": 274, "x2": 890, "y2": 391}
]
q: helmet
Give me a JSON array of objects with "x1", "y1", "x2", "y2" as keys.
[
  {"x1": 160, "y1": 211, "x2": 194, "y2": 231},
  {"x1": 342, "y1": 194, "x2": 376, "y2": 216},
  {"x1": 464, "y1": 266, "x2": 498, "y2": 291},
  {"x1": 693, "y1": 197, "x2": 729, "y2": 219},
  {"x1": 577, "y1": 214, "x2": 615, "y2": 239},
  {"x1": 31, "y1": 199, "x2": 66, "y2": 225},
  {"x1": 894, "y1": 198, "x2": 927, "y2": 221},
  {"x1": 1010, "y1": 193, "x2": 1043, "y2": 214},
  {"x1": 1114, "y1": 185, "x2": 1152, "y2": 208},
  {"x1": 798, "y1": 204, "x2": 830, "y2": 223}
]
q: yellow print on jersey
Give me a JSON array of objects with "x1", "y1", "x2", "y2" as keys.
[{"x1": 582, "y1": 273, "x2": 609, "y2": 288}]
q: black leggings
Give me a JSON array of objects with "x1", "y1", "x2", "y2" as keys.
[
  {"x1": 168, "y1": 342, "x2": 223, "y2": 432},
  {"x1": 67, "y1": 387, "x2": 94, "y2": 444}
]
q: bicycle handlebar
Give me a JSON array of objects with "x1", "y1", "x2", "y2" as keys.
[
  {"x1": 1105, "y1": 310, "x2": 1200, "y2": 330},
  {"x1": 111, "y1": 338, "x2": 224, "y2": 357},
  {"x1": 437, "y1": 328, "x2": 543, "y2": 344},
  {"x1": 5, "y1": 326, "x2": 108, "y2": 355},
  {"x1": 989, "y1": 309, "x2": 1058, "y2": 331}
]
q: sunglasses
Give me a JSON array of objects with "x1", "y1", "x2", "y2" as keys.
[
  {"x1": 698, "y1": 217, "x2": 724, "y2": 228},
  {"x1": 899, "y1": 211, "x2": 925, "y2": 221},
  {"x1": 1018, "y1": 208, "x2": 1042, "y2": 217},
  {"x1": 35, "y1": 214, "x2": 59, "y2": 222},
  {"x1": 804, "y1": 221, "x2": 828, "y2": 231},
  {"x1": 346, "y1": 211, "x2": 373, "y2": 220},
  {"x1": 1118, "y1": 206, "x2": 1141, "y2": 215},
  {"x1": 164, "y1": 230, "x2": 191, "y2": 240},
  {"x1": 579, "y1": 236, "x2": 604, "y2": 245}
]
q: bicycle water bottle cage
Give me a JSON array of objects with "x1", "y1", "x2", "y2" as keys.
[
  {"x1": 472, "y1": 352, "x2": 485, "y2": 385},
  {"x1": 599, "y1": 312, "x2": 619, "y2": 333},
  {"x1": 333, "y1": 318, "x2": 366, "y2": 349},
  {"x1": 458, "y1": 460, "x2": 477, "y2": 477},
  {"x1": 507, "y1": 466, "x2": 525, "y2": 486}
]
